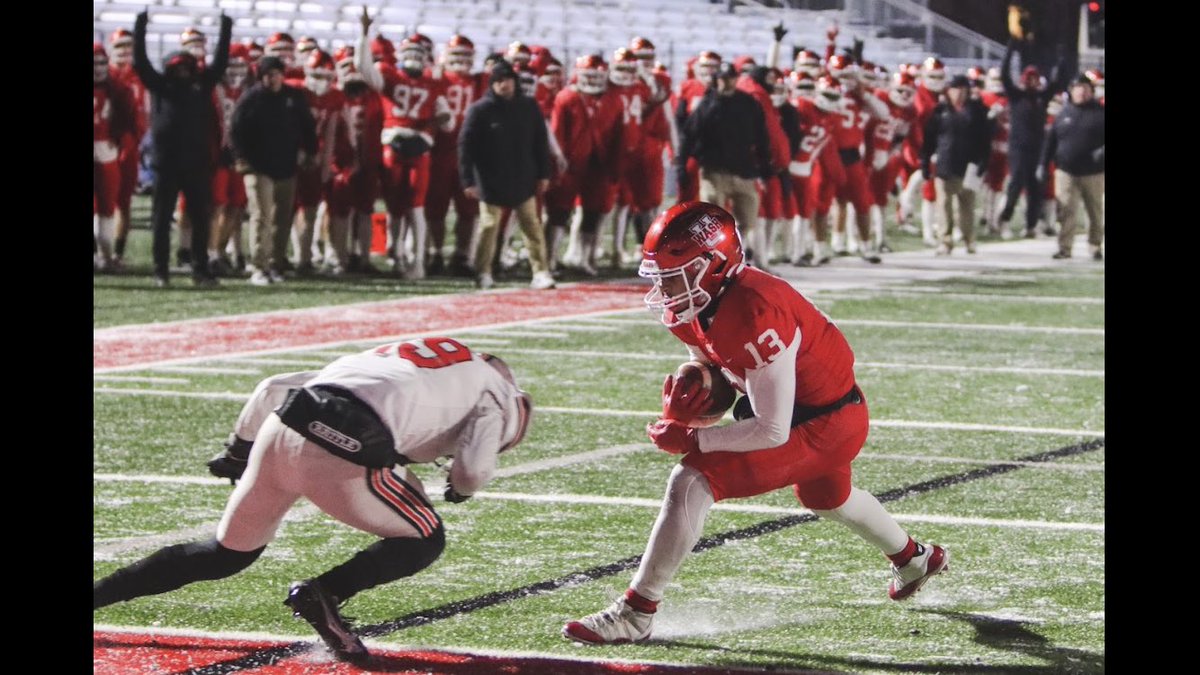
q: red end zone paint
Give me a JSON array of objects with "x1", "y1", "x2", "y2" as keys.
[
  {"x1": 93, "y1": 631, "x2": 803, "y2": 674},
  {"x1": 94, "y1": 285, "x2": 645, "y2": 370}
]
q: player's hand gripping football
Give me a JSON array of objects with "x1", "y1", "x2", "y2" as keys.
[{"x1": 661, "y1": 374, "x2": 712, "y2": 425}]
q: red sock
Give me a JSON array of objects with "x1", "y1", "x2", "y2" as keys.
[
  {"x1": 887, "y1": 537, "x2": 919, "y2": 567},
  {"x1": 624, "y1": 588, "x2": 659, "y2": 614}
]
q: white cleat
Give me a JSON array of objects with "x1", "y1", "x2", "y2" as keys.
[
  {"x1": 889, "y1": 543, "x2": 949, "y2": 601},
  {"x1": 530, "y1": 271, "x2": 556, "y2": 290},
  {"x1": 562, "y1": 597, "x2": 654, "y2": 645}
]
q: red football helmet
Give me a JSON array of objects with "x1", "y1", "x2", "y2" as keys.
[
  {"x1": 398, "y1": 35, "x2": 426, "y2": 73},
  {"x1": 296, "y1": 36, "x2": 318, "y2": 58},
  {"x1": 814, "y1": 74, "x2": 843, "y2": 112},
  {"x1": 630, "y1": 36, "x2": 656, "y2": 61},
  {"x1": 827, "y1": 53, "x2": 858, "y2": 87},
  {"x1": 180, "y1": 27, "x2": 207, "y2": 59},
  {"x1": 898, "y1": 62, "x2": 919, "y2": 78},
  {"x1": 413, "y1": 33, "x2": 434, "y2": 60},
  {"x1": 889, "y1": 71, "x2": 917, "y2": 107},
  {"x1": 540, "y1": 57, "x2": 564, "y2": 88},
  {"x1": 695, "y1": 50, "x2": 722, "y2": 81},
  {"x1": 304, "y1": 49, "x2": 335, "y2": 95},
  {"x1": 1084, "y1": 68, "x2": 1104, "y2": 98},
  {"x1": 733, "y1": 54, "x2": 757, "y2": 75},
  {"x1": 922, "y1": 56, "x2": 946, "y2": 92},
  {"x1": 225, "y1": 43, "x2": 250, "y2": 87},
  {"x1": 610, "y1": 47, "x2": 639, "y2": 86},
  {"x1": 966, "y1": 66, "x2": 985, "y2": 88},
  {"x1": 109, "y1": 28, "x2": 133, "y2": 66},
  {"x1": 788, "y1": 70, "x2": 816, "y2": 99},
  {"x1": 507, "y1": 41, "x2": 532, "y2": 66},
  {"x1": 639, "y1": 202, "x2": 746, "y2": 327},
  {"x1": 574, "y1": 53, "x2": 608, "y2": 94},
  {"x1": 370, "y1": 35, "x2": 396, "y2": 65},
  {"x1": 1020, "y1": 65, "x2": 1042, "y2": 90},
  {"x1": 94, "y1": 42, "x2": 109, "y2": 83},
  {"x1": 266, "y1": 32, "x2": 296, "y2": 64},
  {"x1": 985, "y1": 66, "x2": 1003, "y2": 93},
  {"x1": 443, "y1": 34, "x2": 475, "y2": 73},
  {"x1": 794, "y1": 49, "x2": 821, "y2": 78},
  {"x1": 244, "y1": 38, "x2": 264, "y2": 62},
  {"x1": 333, "y1": 46, "x2": 363, "y2": 84}
]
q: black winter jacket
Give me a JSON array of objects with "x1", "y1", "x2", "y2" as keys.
[
  {"x1": 458, "y1": 88, "x2": 550, "y2": 208},
  {"x1": 1041, "y1": 99, "x2": 1105, "y2": 176},
  {"x1": 230, "y1": 83, "x2": 317, "y2": 180},
  {"x1": 133, "y1": 13, "x2": 231, "y2": 170},
  {"x1": 1001, "y1": 40, "x2": 1069, "y2": 154},
  {"x1": 921, "y1": 99, "x2": 992, "y2": 180},
  {"x1": 677, "y1": 89, "x2": 771, "y2": 180}
]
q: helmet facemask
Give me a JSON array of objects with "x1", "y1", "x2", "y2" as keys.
[{"x1": 639, "y1": 255, "x2": 719, "y2": 327}]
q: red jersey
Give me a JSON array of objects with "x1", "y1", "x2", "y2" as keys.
[
  {"x1": 587, "y1": 88, "x2": 627, "y2": 177},
  {"x1": 668, "y1": 268, "x2": 856, "y2": 407},
  {"x1": 109, "y1": 64, "x2": 149, "y2": 139},
  {"x1": 551, "y1": 86, "x2": 597, "y2": 170},
  {"x1": 375, "y1": 64, "x2": 450, "y2": 146},
  {"x1": 340, "y1": 84, "x2": 384, "y2": 174},
  {"x1": 534, "y1": 81, "x2": 560, "y2": 120},
  {"x1": 831, "y1": 93, "x2": 870, "y2": 152},
  {"x1": 790, "y1": 97, "x2": 836, "y2": 176},
  {"x1": 608, "y1": 80, "x2": 654, "y2": 157},
  {"x1": 93, "y1": 79, "x2": 135, "y2": 148},
  {"x1": 435, "y1": 70, "x2": 483, "y2": 151},
  {"x1": 677, "y1": 78, "x2": 708, "y2": 117},
  {"x1": 870, "y1": 89, "x2": 917, "y2": 160},
  {"x1": 980, "y1": 91, "x2": 1010, "y2": 155}
]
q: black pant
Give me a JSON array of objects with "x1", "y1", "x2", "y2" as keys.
[
  {"x1": 151, "y1": 164, "x2": 212, "y2": 277},
  {"x1": 1000, "y1": 149, "x2": 1043, "y2": 233}
]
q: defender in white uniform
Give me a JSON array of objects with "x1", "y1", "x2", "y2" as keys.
[{"x1": 94, "y1": 338, "x2": 532, "y2": 663}]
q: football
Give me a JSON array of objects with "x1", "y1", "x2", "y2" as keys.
[{"x1": 672, "y1": 361, "x2": 737, "y2": 428}]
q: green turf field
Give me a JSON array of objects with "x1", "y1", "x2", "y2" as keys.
[{"x1": 93, "y1": 257, "x2": 1104, "y2": 673}]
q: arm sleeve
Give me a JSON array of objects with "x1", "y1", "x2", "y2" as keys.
[
  {"x1": 448, "y1": 403, "x2": 503, "y2": 496},
  {"x1": 1040, "y1": 123, "x2": 1057, "y2": 169},
  {"x1": 132, "y1": 13, "x2": 164, "y2": 92},
  {"x1": 296, "y1": 91, "x2": 318, "y2": 154},
  {"x1": 920, "y1": 112, "x2": 938, "y2": 165},
  {"x1": 696, "y1": 327, "x2": 799, "y2": 453},
  {"x1": 458, "y1": 106, "x2": 478, "y2": 188},
  {"x1": 358, "y1": 34, "x2": 384, "y2": 92},
  {"x1": 1001, "y1": 41, "x2": 1018, "y2": 97},
  {"x1": 751, "y1": 99, "x2": 771, "y2": 176},
  {"x1": 230, "y1": 89, "x2": 254, "y2": 162},
  {"x1": 231, "y1": 371, "x2": 320, "y2": 441},
  {"x1": 203, "y1": 15, "x2": 233, "y2": 88}
]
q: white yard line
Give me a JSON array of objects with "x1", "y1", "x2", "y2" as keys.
[
  {"x1": 218, "y1": 357, "x2": 330, "y2": 367},
  {"x1": 94, "y1": 444, "x2": 649, "y2": 558},
  {"x1": 835, "y1": 319, "x2": 1103, "y2": 335},
  {"x1": 89, "y1": 389, "x2": 1105, "y2": 437},
  {"x1": 92, "y1": 375, "x2": 192, "y2": 385},
  {"x1": 153, "y1": 365, "x2": 262, "y2": 375},
  {"x1": 458, "y1": 330, "x2": 572, "y2": 339}
]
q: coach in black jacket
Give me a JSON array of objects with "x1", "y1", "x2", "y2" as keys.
[
  {"x1": 459, "y1": 61, "x2": 554, "y2": 290},
  {"x1": 231, "y1": 57, "x2": 317, "y2": 285},
  {"x1": 1040, "y1": 75, "x2": 1105, "y2": 260},
  {"x1": 997, "y1": 39, "x2": 1070, "y2": 238},
  {"x1": 134, "y1": 10, "x2": 231, "y2": 286},
  {"x1": 921, "y1": 75, "x2": 992, "y2": 255},
  {"x1": 676, "y1": 63, "x2": 770, "y2": 248}
]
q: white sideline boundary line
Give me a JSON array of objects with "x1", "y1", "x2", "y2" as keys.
[
  {"x1": 153, "y1": 365, "x2": 262, "y2": 375},
  {"x1": 219, "y1": 357, "x2": 330, "y2": 367},
  {"x1": 93, "y1": 307, "x2": 647, "y2": 374},
  {"x1": 92, "y1": 623, "x2": 789, "y2": 673},
  {"x1": 89, "y1": 389, "x2": 1104, "y2": 437}
]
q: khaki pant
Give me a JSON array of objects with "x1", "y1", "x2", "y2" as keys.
[
  {"x1": 1055, "y1": 170, "x2": 1104, "y2": 254},
  {"x1": 473, "y1": 196, "x2": 548, "y2": 277},
  {"x1": 935, "y1": 177, "x2": 976, "y2": 247},
  {"x1": 245, "y1": 173, "x2": 297, "y2": 272},
  {"x1": 700, "y1": 169, "x2": 760, "y2": 234}
]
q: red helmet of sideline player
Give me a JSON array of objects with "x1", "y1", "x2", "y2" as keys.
[
  {"x1": 889, "y1": 71, "x2": 917, "y2": 107},
  {"x1": 94, "y1": 42, "x2": 109, "y2": 83},
  {"x1": 639, "y1": 202, "x2": 746, "y2": 327},
  {"x1": 610, "y1": 47, "x2": 638, "y2": 86},
  {"x1": 574, "y1": 53, "x2": 608, "y2": 94},
  {"x1": 304, "y1": 49, "x2": 336, "y2": 95},
  {"x1": 922, "y1": 56, "x2": 946, "y2": 93},
  {"x1": 443, "y1": 34, "x2": 475, "y2": 73},
  {"x1": 109, "y1": 29, "x2": 134, "y2": 67}
]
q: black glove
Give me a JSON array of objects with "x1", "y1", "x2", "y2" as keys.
[
  {"x1": 220, "y1": 13, "x2": 233, "y2": 31},
  {"x1": 444, "y1": 481, "x2": 471, "y2": 503},
  {"x1": 207, "y1": 434, "x2": 253, "y2": 484},
  {"x1": 773, "y1": 22, "x2": 788, "y2": 42}
]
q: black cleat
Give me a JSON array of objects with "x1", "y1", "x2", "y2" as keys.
[
  {"x1": 206, "y1": 436, "x2": 252, "y2": 483},
  {"x1": 284, "y1": 580, "x2": 369, "y2": 663}
]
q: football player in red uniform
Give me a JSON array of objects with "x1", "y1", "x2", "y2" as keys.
[
  {"x1": 979, "y1": 67, "x2": 1010, "y2": 236},
  {"x1": 824, "y1": 54, "x2": 887, "y2": 262},
  {"x1": 900, "y1": 57, "x2": 946, "y2": 246},
  {"x1": 866, "y1": 71, "x2": 919, "y2": 253},
  {"x1": 806, "y1": 75, "x2": 850, "y2": 266},
  {"x1": 266, "y1": 32, "x2": 305, "y2": 80},
  {"x1": 426, "y1": 34, "x2": 483, "y2": 276},
  {"x1": 108, "y1": 29, "x2": 149, "y2": 268},
  {"x1": 209, "y1": 43, "x2": 252, "y2": 274},
  {"x1": 330, "y1": 45, "x2": 384, "y2": 274},
  {"x1": 94, "y1": 43, "x2": 137, "y2": 271},
  {"x1": 358, "y1": 11, "x2": 452, "y2": 279},
  {"x1": 563, "y1": 202, "x2": 948, "y2": 644},
  {"x1": 606, "y1": 47, "x2": 655, "y2": 268}
]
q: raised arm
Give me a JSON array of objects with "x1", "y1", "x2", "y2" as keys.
[
  {"x1": 132, "y1": 11, "x2": 165, "y2": 92},
  {"x1": 202, "y1": 13, "x2": 233, "y2": 88},
  {"x1": 1001, "y1": 40, "x2": 1018, "y2": 97},
  {"x1": 356, "y1": 6, "x2": 384, "y2": 92}
]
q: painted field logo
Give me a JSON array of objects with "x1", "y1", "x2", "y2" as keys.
[
  {"x1": 308, "y1": 421, "x2": 361, "y2": 453},
  {"x1": 688, "y1": 212, "x2": 723, "y2": 248}
]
